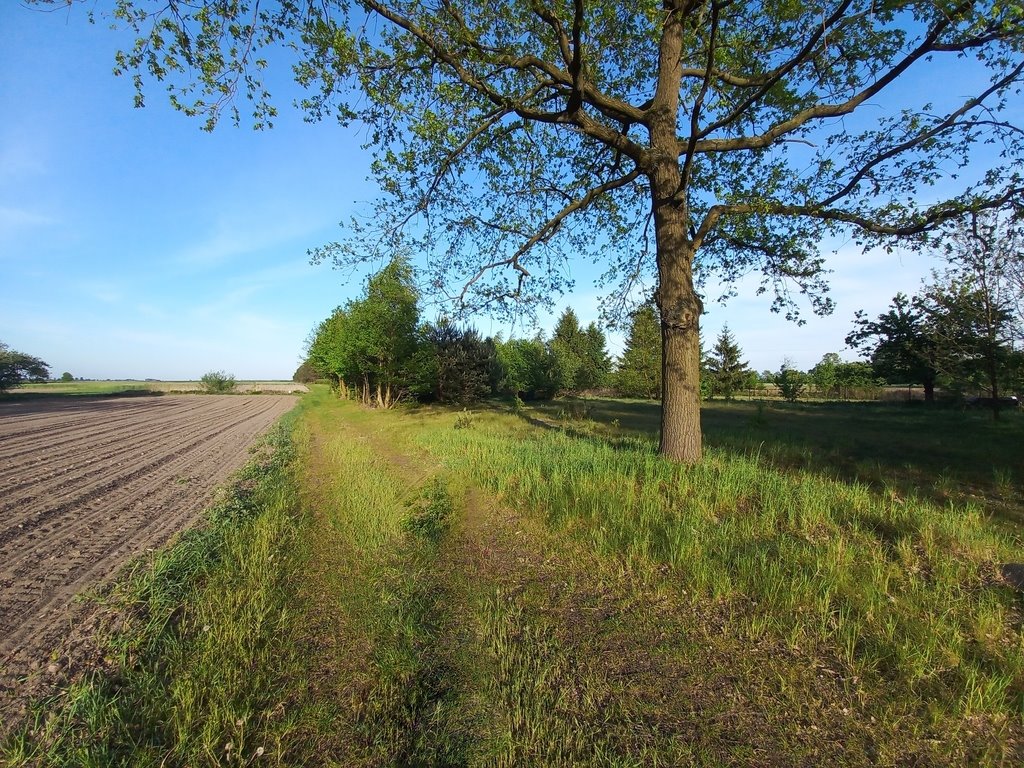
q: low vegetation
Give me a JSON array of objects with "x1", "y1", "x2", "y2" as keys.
[
  {"x1": 4, "y1": 389, "x2": 1023, "y2": 765},
  {"x1": 199, "y1": 370, "x2": 237, "y2": 394}
]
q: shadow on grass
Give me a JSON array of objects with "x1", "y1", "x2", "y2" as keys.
[{"x1": 516, "y1": 396, "x2": 1024, "y2": 527}]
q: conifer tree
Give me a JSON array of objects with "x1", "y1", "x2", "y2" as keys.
[
  {"x1": 616, "y1": 304, "x2": 661, "y2": 399},
  {"x1": 706, "y1": 325, "x2": 751, "y2": 400}
]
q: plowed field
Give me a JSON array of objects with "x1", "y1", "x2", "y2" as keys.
[{"x1": 0, "y1": 394, "x2": 297, "y2": 728}]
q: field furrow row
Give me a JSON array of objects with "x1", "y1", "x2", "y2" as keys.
[{"x1": 0, "y1": 395, "x2": 297, "y2": 718}]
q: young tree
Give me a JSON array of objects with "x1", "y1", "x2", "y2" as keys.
[
  {"x1": 549, "y1": 308, "x2": 584, "y2": 394},
  {"x1": 810, "y1": 352, "x2": 842, "y2": 399},
  {"x1": 846, "y1": 293, "x2": 939, "y2": 402},
  {"x1": 412, "y1": 319, "x2": 498, "y2": 404},
  {"x1": 774, "y1": 360, "x2": 806, "y2": 403},
  {"x1": 577, "y1": 322, "x2": 612, "y2": 391},
  {"x1": 616, "y1": 304, "x2": 662, "y2": 399},
  {"x1": 495, "y1": 336, "x2": 554, "y2": 400},
  {"x1": 0, "y1": 342, "x2": 50, "y2": 392},
  {"x1": 547, "y1": 309, "x2": 612, "y2": 392},
  {"x1": 52, "y1": 0, "x2": 1024, "y2": 461},
  {"x1": 705, "y1": 324, "x2": 750, "y2": 400}
]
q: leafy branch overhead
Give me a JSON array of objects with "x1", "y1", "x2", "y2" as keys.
[
  {"x1": 47, "y1": 0, "x2": 1024, "y2": 461},
  {"x1": 76, "y1": 0, "x2": 1024, "y2": 310}
]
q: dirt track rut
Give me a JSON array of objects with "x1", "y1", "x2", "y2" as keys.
[{"x1": 0, "y1": 394, "x2": 297, "y2": 728}]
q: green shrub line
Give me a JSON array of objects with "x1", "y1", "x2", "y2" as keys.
[{"x1": 2, "y1": 410, "x2": 305, "y2": 767}]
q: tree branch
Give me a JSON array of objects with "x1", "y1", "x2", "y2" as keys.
[
  {"x1": 690, "y1": 1, "x2": 991, "y2": 154},
  {"x1": 458, "y1": 167, "x2": 642, "y2": 302},
  {"x1": 695, "y1": 185, "x2": 1024, "y2": 245}
]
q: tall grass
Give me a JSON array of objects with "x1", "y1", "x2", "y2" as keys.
[{"x1": 407, "y1": 406, "x2": 1024, "y2": 740}]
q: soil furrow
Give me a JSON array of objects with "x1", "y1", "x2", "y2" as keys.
[{"x1": 0, "y1": 395, "x2": 297, "y2": 731}]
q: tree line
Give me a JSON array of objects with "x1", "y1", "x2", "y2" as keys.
[{"x1": 304, "y1": 215, "x2": 1024, "y2": 412}]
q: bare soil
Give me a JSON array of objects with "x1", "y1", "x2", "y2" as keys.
[{"x1": 0, "y1": 394, "x2": 297, "y2": 731}]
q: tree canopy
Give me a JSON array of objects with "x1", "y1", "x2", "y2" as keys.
[
  {"x1": 47, "y1": 0, "x2": 1024, "y2": 461},
  {"x1": 0, "y1": 342, "x2": 50, "y2": 392}
]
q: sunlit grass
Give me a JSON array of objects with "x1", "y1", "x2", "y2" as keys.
[{"x1": 399, "y1": 403, "x2": 1024, "y2": 739}]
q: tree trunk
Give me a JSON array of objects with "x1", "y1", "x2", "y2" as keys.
[
  {"x1": 649, "y1": 4, "x2": 702, "y2": 462},
  {"x1": 652, "y1": 192, "x2": 703, "y2": 463}
]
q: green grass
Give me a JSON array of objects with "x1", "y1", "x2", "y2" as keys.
[
  {"x1": 2, "y1": 409, "x2": 308, "y2": 766},
  {"x1": 395, "y1": 399, "x2": 1024, "y2": 763},
  {"x1": 6, "y1": 388, "x2": 1024, "y2": 765},
  {"x1": 532, "y1": 396, "x2": 1024, "y2": 524}
]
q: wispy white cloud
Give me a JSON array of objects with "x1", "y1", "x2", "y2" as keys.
[
  {"x1": 0, "y1": 138, "x2": 48, "y2": 179},
  {"x1": 0, "y1": 206, "x2": 53, "y2": 236},
  {"x1": 173, "y1": 212, "x2": 327, "y2": 269},
  {"x1": 78, "y1": 279, "x2": 124, "y2": 304}
]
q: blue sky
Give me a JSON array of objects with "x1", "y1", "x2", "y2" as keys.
[{"x1": 2, "y1": 5, "x2": 951, "y2": 379}]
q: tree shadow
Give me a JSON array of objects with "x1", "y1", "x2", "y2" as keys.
[{"x1": 510, "y1": 396, "x2": 1024, "y2": 527}]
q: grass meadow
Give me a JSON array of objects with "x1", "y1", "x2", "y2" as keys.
[{"x1": 4, "y1": 388, "x2": 1023, "y2": 765}]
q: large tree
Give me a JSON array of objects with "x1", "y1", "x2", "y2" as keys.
[
  {"x1": 847, "y1": 292, "x2": 939, "y2": 402},
  {"x1": 45, "y1": 0, "x2": 1024, "y2": 461},
  {"x1": 0, "y1": 342, "x2": 50, "y2": 392}
]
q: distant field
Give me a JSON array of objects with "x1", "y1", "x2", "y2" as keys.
[{"x1": 9, "y1": 380, "x2": 308, "y2": 396}]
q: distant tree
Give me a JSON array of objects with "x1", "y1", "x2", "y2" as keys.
[
  {"x1": 705, "y1": 325, "x2": 751, "y2": 400},
  {"x1": 774, "y1": 360, "x2": 806, "y2": 403},
  {"x1": 810, "y1": 352, "x2": 842, "y2": 399},
  {"x1": 920, "y1": 271, "x2": 1019, "y2": 411},
  {"x1": 306, "y1": 257, "x2": 421, "y2": 407},
  {"x1": 60, "y1": 371, "x2": 74, "y2": 382},
  {"x1": 0, "y1": 342, "x2": 50, "y2": 392},
  {"x1": 833, "y1": 360, "x2": 878, "y2": 400},
  {"x1": 577, "y1": 322, "x2": 612, "y2": 391},
  {"x1": 200, "y1": 370, "x2": 237, "y2": 393},
  {"x1": 293, "y1": 360, "x2": 319, "y2": 384},
  {"x1": 846, "y1": 293, "x2": 938, "y2": 402},
  {"x1": 412, "y1": 319, "x2": 498, "y2": 404},
  {"x1": 616, "y1": 304, "x2": 661, "y2": 400},
  {"x1": 496, "y1": 336, "x2": 553, "y2": 400},
  {"x1": 549, "y1": 308, "x2": 584, "y2": 394},
  {"x1": 930, "y1": 211, "x2": 1024, "y2": 416}
]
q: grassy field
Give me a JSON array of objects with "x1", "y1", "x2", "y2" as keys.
[{"x1": 5, "y1": 389, "x2": 1023, "y2": 765}]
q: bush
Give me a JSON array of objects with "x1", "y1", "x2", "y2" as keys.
[
  {"x1": 775, "y1": 363, "x2": 805, "y2": 402},
  {"x1": 200, "y1": 370, "x2": 237, "y2": 394}
]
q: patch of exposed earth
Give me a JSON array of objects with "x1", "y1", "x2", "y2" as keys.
[{"x1": 0, "y1": 394, "x2": 297, "y2": 733}]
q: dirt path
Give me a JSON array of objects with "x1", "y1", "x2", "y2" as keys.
[{"x1": 0, "y1": 394, "x2": 297, "y2": 730}]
